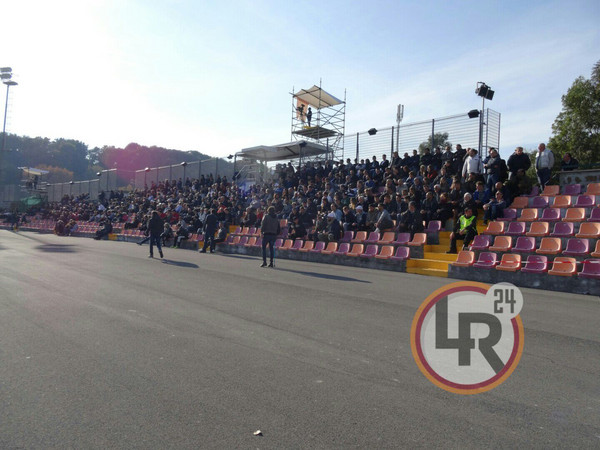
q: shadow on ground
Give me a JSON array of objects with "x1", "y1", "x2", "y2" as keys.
[
  {"x1": 34, "y1": 244, "x2": 78, "y2": 253},
  {"x1": 160, "y1": 259, "x2": 199, "y2": 269},
  {"x1": 275, "y1": 267, "x2": 371, "y2": 283}
]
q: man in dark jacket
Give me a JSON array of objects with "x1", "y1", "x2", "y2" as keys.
[
  {"x1": 201, "y1": 209, "x2": 219, "y2": 253},
  {"x1": 507, "y1": 146, "x2": 531, "y2": 180},
  {"x1": 147, "y1": 211, "x2": 164, "y2": 259},
  {"x1": 260, "y1": 206, "x2": 281, "y2": 267}
]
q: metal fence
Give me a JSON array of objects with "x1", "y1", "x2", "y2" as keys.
[{"x1": 343, "y1": 109, "x2": 500, "y2": 162}]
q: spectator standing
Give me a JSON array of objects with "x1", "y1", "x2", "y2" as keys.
[
  {"x1": 260, "y1": 206, "x2": 280, "y2": 268},
  {"x1": 535, "y1": 143, "x2": 554, "y2": 189},
  {"x1": 147, "y1": 211, "x2": 164, "y2": 259},
  {"x1": 507, "y1": 147, "x2": 531, "y2": 180},
  {"x1": 462, "y1": 148, "x2": 483, "y2": 180},
  {"x1": 200, "y1": 209, "x2": 219, "y2": 253},
  {"x1": 483, "y1": 148, "x2": 503, "y2": 192}
]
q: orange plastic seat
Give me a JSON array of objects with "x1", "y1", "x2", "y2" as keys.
[
  {"x1": 526, "y1": 221, "x2": 550, "y2": 237},
  {"x1": 541, "y1": 185, "x2": 560, "y2": 196},
  {"x1": 240, "y1": 227, "x2": 250, "y2": 236},
  {"x1": 279, "y1": 239, "x2": 294, "y2": 250},
  {"x1": 496, "y1": 253, "x2": 522, "y2": 272},
  {"x1": 452, "y1": 250, "x2": 475, "y2": 267},
  {"x1": 510, "y1": 197, "x2": 529, "y2": 209},
  {"x1": 351, "y1": 231, "x2": 368, "y2": 243},
  {"x1": 562, "y1": 208, "x2": 586, "y2": 222},
  {"x1": 320, "y1": 242, "x2": 338, "y2": 255},
  {"x1": 518, "y1": 208, "x2": 539, "y2": 222},
  {"x1": 489, "y1": 236, "x2": 513, "y2": 252},
  {"x1": 299, "y1": 241, "x2": 315, "y2": 252},
  {"x1": 244, "y1": 237, "x2": 257, "y2": 247},
  {"x1": 548, "y1": 257, "x2": 577, "y2": 276},
  {"x1": 552, "y1": 195, "x2": 572, "y2": 208},
  {"x1": 585, "y1": 182, "x2": 600, "y2": 196},
  {"x1": 228, "y1": 236, "x2": 241, "y2": 245},
  {"x1": 346, "y1": 243, "x2": 364, "y2": 257},
  {"x1": 576, "y1": 222, "x2": 600, "y2": 239},
  {"x1": 374, "y1": 245, "x2": 395, "y2": 259},
  {"x1": 536, "y1": 237, "x2": 562, "y2": 255},
  {"x1": 377, "y1": 232, "x2": 396, "y2": 245},
  {"x1": 483, "y1": 221, "x2": 505, "y2": 235},
  {"x1": 407, "y1": 233, "x2": 427, "y2": 246},
  {"x1": 591, "y1": 241, "x2": 600, "y2": 258}
]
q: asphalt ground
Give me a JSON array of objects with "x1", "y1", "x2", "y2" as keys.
[{"x1": 0, "y1": 230, "x2": 598, "y2": 449}]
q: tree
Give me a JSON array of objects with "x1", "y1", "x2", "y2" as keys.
[
  {"x1": 418, "y1": 132, "x2": 451, "y2": 154},
  {"x1": 548, "y1": 60, "x2": 600, "y2": 167}
]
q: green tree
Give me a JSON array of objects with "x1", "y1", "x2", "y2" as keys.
[
  {"x1": 418, "y1": 132, "x2": 451, "y2": 154},
  {"x1": 548, "y1": 60, "x2": 600, "y2": 167}
]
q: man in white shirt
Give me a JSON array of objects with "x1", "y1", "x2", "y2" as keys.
[
  {"x1": 462, "y1": 148, "x2": 483, "y2": 180},
  {"x1": 535, "y1": 143, "x2": 554, "y2": 189}
]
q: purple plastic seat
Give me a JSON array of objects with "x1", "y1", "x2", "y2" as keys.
[
  {"x1": 340, "y1": 231, "x2": 354, "y2": 243},
  {"x1": 501, "y1": 208, "x2": 518, "y2": 221},
  {"x1": 238, "y1": 236, "x2": 249, "y2": 246},
  {"x1": 578, "y1": 259, "x2": 600, "y2": 279},
  {"x1": 512, "y1": 236, "x2": 536, "y2": 253},
  {"x1": 563, "y1": 184, "x2": 582, "y2": 196},
  {"x1": 540, "y1": 208, "x2": 561, "y2": 222},
  {"x1": 365, "y1": 232, "x2": 380, "y2": 244},
  {"x1": 505, "y1": 222, "x2": 526, "y2": 236},
  {"x1": 274, "y1": 238, "x2": 284, "y2": 248},
  {"x1": 531, "y1": 196, "x2": 549, "y2": 209},
  {"x1": 574, "y1": 195, "x2": 595, "y2": 208},
  {"x1": 253, "y1": 237, "x2": 262, "y2": 247},
  {"x1": 469, "y1": 234, "x2": 491, "y2": 251},
  {"x1": 550, "y1": 222, "x2": 574, "y2": 238},
  {"x1": 521, "y1": 255, "x2": 548, "y2": 273},
  {"x1": 390, "y1": 246, "x2": 410, "y2": 261},
  {"x1": 563, "y1": 238, "x2": 590, "y2": 257},
  {"x1": 310, "y1": 241, "x2": 326, "y2": 253},
  {"x1": 360, "y1": 244, "x2": 379, "y2": 258},
  {"x1": 425, "y1": 220, "x2": 442, "y2": 233},
  {"x1": 473, "y1": 252, "x2": 498, "y2": 269},
  {"x1": 333, "y1": 242, "x2": 351, "y2": 256},
  {"x1": 392, "y1": 233, "x2": 411, "y2": 245},
  {"x1": 278, "y1": 228, "x2": 288, "y2": 239},
  {"x1": 289, "y1": 240, "x2": 304, "y2": 251},
  {"x1": 524, "y1": 186, "x2": 540, "y2": 197},
  {"x1": 590, "y1": 208, "x2": 600, "y2": 223}
]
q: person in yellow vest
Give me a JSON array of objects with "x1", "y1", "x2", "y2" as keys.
[{"x1": 447, "y1": 206, "x2": 478, "y2": 254}]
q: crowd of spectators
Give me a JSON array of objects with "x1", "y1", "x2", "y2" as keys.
[{"x1": 25, "y1": 144, "x2": 542, "y2": 243}]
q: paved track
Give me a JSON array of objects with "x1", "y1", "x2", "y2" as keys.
[{"x1": 0, "y1": 230, "x2": 598, "y2": 448}]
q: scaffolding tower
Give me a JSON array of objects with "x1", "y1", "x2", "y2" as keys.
[{"x1": 291, "y1": 82, "x2": 346, "y2": 161}]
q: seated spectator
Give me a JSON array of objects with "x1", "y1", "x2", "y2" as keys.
[
  {"x1": 354, "y1": 205, "x2": 367, "y2": 231},
  {"x1": 483, "y1": 191, "x2": 507, "y2": 224},
  {"x1": 341, "y1": 205, "x2": 357, "y2": 232},
  {"x1": 434, "y1": 193, "x2": 453, "y2": 225},
  {"x1": 173, "y1": 221, "x2": 190, "y2": 248},
  {"x1": 448, "y1": 206, "x2": 478, "y2": 254},
  {"x1": 472, "y1": 182, "x2": 491, "y2": 211},
  {"x1": 93, "y1": 219, "x2": 113, "y2": 240},
  {"x1": 420, "y1": 191, "x2": 438, "y2": 226},
  {"x1": 561, "y1": 153, "x2": 579, "y2": 171},
  {"x1": 288, "y1": 216, "x2": 307, "y2": 241},
  {"x1": 454, "y1": 192, "x2": 476, "y2": 222},
  {"x1": 375, "y1": 203, "x2": 395, "y2": 232},
  {"x1": 318, "y1": 212, "x2": 342, "y2": 243},
  {"x1": 54, "y1": 219, "x2": 66, "y2": 236},
  {"x1": 397, "y1": 201, "x2": 424, "y2": 236},
  {"x1": 161, "y1": 222, "x2": 174, "y2": 246},
  {"x1": 365, "y1": 203, "x2": 379, "y2": 232}
]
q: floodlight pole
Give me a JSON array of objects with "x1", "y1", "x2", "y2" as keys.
[
  {"x1": 1, "y1": 79, "x2": 17, "y2": 184},
  {"x1": 396, "y1": 104, "x2": 404, "y2": 152}
]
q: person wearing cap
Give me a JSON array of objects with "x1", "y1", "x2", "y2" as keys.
[{"x1": 354, "y1": 205, "x2": 367, "y2": 231}]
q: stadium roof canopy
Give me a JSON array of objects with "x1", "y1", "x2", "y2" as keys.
[
  {"x1": 238, "y1": 140, "x2": 329, "y2": 162},
  {"x1": 18, "y1": 167, "x2": 50, "y2": 177},
  {"x1": 293, "y1": 86, "x2": 344, "y2": 109}
]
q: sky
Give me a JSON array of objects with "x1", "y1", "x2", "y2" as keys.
[{"x1": 2, "y1": 0, "x2": 599, "y2": 160}]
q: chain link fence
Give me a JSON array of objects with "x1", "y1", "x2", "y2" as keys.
[{"x1": 343, "y1": 109, "x2": 500, "y2": 162}]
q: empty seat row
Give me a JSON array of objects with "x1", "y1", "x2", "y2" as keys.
[
  {"x1": 486, "y1": 221, "x2": 600, "y2": 238},
  {"x1": 510, "y1": 194, "x2": 598, "y2": 210},
  {"x1": 536, "y1": 183, "x2": 600, "y2": 197},
  {"x1": 470, "y1": 235, "x2": 600, "y2": 256},
  {"x1": 453, "y1": 251, "x2": 600, "y2": 278}
]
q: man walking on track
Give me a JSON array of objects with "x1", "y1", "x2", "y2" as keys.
[
  {"x1": 261, "y1": 206, "x2": 280, "y2": 268},
  {"x1": 200, "y1": 209, "x2": 218, "y2": 253},
  {"x1": 147, "y1": 211, "x2": 164, "y2": 259}
]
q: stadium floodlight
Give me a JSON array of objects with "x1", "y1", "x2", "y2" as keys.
[
  {"x1": 475, "y1": 82, "x2": 494, "y2": 101},
  {"x1": 368, "y1": 128, "x2": 377, "y2": 136},
  {"x1": 468, "y1": 109, "x2": 480, "y2": 118},
  {"x1": 1, "y1": 68, "x2": 18, "y2": 184}
]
